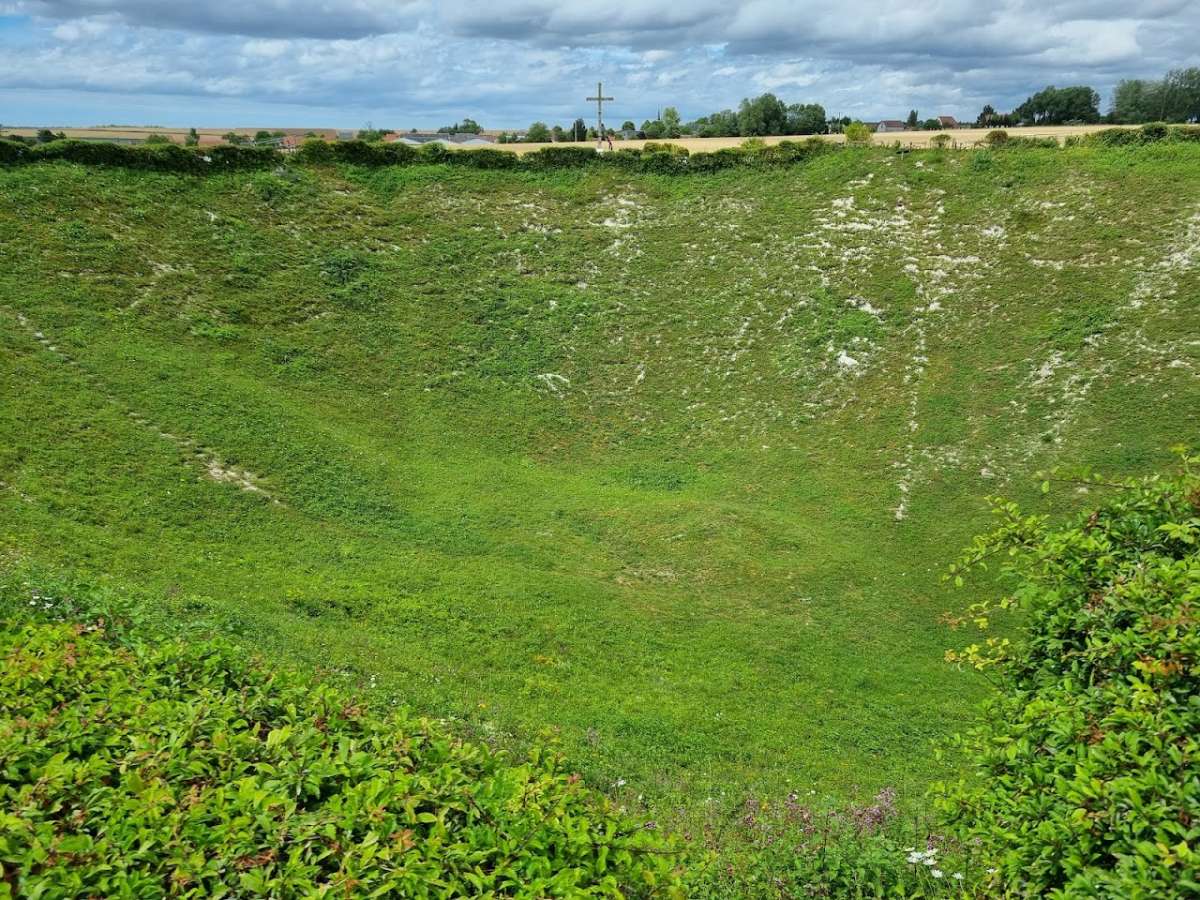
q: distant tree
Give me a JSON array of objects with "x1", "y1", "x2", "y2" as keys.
[
  {"x1": 737, "y1": 92, "x2": 788, "y2": 136},
  {"x1": 906, "y1": 109, "x2": 919, "y2": 128},
  {"x1": 438, "y1": 118, "x2": 482, "y2": 134},
  {"x1": 185, "y1": 127, "x2": 199, "y2": 147},
  {"x1": 144, "y1": 134, "x2": 172, "y2": 144},
  {"x1": 922, "y1": 118, "x2": 943, "y2": 130},
  {"x1": 661, "y1": 106, "x2": 682, "y2": 138},
  {"x1": 688, "y1": 109, "x2": 739, "y2": 137},
  {"x1": 586, "y1": 126, "x2": 598, "y2": 140},
  {"x1": 35, "y1": 129, "x2": 64, "y2": 144},
  {"x1": 975, "y1": 105, "x2": 1016, "y2": 128},
  {"x1": 1163, "y1": 67, "x2": 1200, "y2": 122},
  {"x1": 1014, "y1": 85, "x2": 1101, "y2": 125},
  {"x1": 786, "y1": 103, "x2": 827, "y2": 134},
  {"x1": 1112, "y1": 68, "x2": 1200, "y2": 123},
  {"x1": 222, "y1": 132, "x2": 249, "y2": 145},
  {"x1": 551, "y1": 124, "x2": 566, "y2": 142},
  {"x1": 641, "y1": 118, "x2": 665, "y2": 139},
  {"x1": 358, "y1": 128, "x2": 392, "y2": 142},
  {"x1": 571, "y1": 118, "x2": 587, "y2": 141},
  {"x1": 1111, "y1": 79, "x2": 1157, "y2": 124},
  {"x1": 525, "y1": 121, "x2": 551, "y2": 142},
  {"x1": 620, "y1": 120, "x2": 636, "y2": 132}
]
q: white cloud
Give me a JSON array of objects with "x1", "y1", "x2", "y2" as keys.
[{"x1": 0, "y1": 0, "x2": 1196, "y2": 127}]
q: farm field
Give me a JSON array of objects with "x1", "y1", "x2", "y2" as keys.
[
  {"x1": 2, "y1": 123, "x2": 1131, "y2": 150},
  {"x1": 1, "y1": 142, "x2": 1197, "y2": 828},
  {"x1": 0, "y1": 126, "x2": 332, "y2": 146},
  {"x1": 501, "y1": 124, "x2": 1132, "y2": 153}
]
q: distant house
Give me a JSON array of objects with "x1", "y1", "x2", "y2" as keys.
[
  {"x1": 876, "y1": 120, "x2": 906, "y2": 133},
  {"x1": 937, "y1": 115, "x2": 959, "y2": 129},
  {"x1": 385, "y1": 132, "x2": 496, "y2": 147}
]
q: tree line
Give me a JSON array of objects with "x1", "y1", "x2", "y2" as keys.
[
  {"x1": 511, "y1": 94, "x2": 833, "y2": 143},
  {"x1": 975, "y1": 69, "x2": 1200, "y2": 127}
]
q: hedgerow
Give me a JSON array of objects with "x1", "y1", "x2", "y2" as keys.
[
  {"x1": 1088, "y1": 123, "x2": 1200, "y2": 146},
  {"x1": 0, "y1": 621, "x2": 684, "y2": 897},
  {"x1": 0, "y1": 135, "x2": 829, "y2": 177},
  {"x1": 0, "y1": 139, "x2": 282, "y2": 171},
  {"x1": 1, "y1": 128, "x2": 1189, "y2": 178},
  {"x1": 937, "y1": 453, "x2": 1200, "y2": 897}
]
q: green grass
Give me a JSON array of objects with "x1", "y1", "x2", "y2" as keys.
[{"x1": 1, "y1": 144, "x2": 1197, "y2": 829}]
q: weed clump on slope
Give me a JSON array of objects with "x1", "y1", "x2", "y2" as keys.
[{"x1": 0, "y1": 620, "x2": 684, "y2": 897}]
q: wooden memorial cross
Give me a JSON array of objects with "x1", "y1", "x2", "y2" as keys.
[{"x1": 586, "y1": 82, "x2": 614, "y2": 140}]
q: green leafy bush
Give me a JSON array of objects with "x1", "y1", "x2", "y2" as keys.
[
  {"x1": 1090, "y1": 127, "x2": 1141, "y2": 147},
  {"x1": 447, "y1": 148, "x2": 522, "y2": 170},
  {"x1": 641, "y1": 142, "x2": 689, "y2": 156},
  {"x1": 415, "y1": 142, "x2": 450, "y2": 164},
  {"x1": 638, "y1": 151, "x2": 690, "y2": 175},
  {"x1": 1087, "y1": 124, "x2": 1200, "y2": 147},
  {"x1": 0, "y1": 621, "x2": 683, "y2": 897},
  {"x1": 0, "y1": 139, "x2": 28, "y2": 164},
  {"x1": 602, "y1": 148, "x2": 646, "y2": 171},
  {"x1": 843, "y1": 122, "x2": 873, "y2": 145},
  {"x1": 686, "y1": 147, "x2": 748, "y2": 173},
  {"x1": 984, "y1": 130, "x2": 1010, "y2": 147},
  {"x1": 204, "y1": 144, "x2": 281, "y2": 169},
  {"x1": 1139, "y1": 122, "x2": 1170, "y2": 142},
  {"x1": 938, "y1": 455, "x2": 1200, "y2": 897},
  {"x1": 523, "y1": 146, "x2": 600, "y2": 170},
  {"x1": 294, "y1": 137, "x2": 335, "y2": 164},
  {"x1": 757, "y1": 138, "x2": 833, "y2": 167}
]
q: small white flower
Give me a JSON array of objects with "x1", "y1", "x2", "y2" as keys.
[
  {"x1": 931, "y1": 869, "x2": 944, "y2": 878},
  {"x1": 953, "y1": 872, "x2": 964, "y2": 881},
  {"x1": 614, "y1": 778, "x2": 626, "y2": 788},
  {"x1": 904, "y1": 847, "x2": 916, "y2": 853},
  {"x1": 987, "y1": 868, "x2": 997, "y2": 875},
  {"x1": 924, "y1": 857, "x2": 937, "y2": 866}
]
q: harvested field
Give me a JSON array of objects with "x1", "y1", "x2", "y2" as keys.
[
  {"x1": 499, "y1": 124, "x2": 1132, "y2": 153},
  {"x1": 1, "y1": 123, "x2": 1132, "y2": 150}
]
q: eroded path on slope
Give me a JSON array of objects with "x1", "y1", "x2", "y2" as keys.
[{"x1": 3, "y1": 306, "x2": 281, "y2": 504}]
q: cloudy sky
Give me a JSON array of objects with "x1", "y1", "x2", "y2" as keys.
[{"x1": 0, "y1": 1, "x2": 1197, "y2": 129}]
